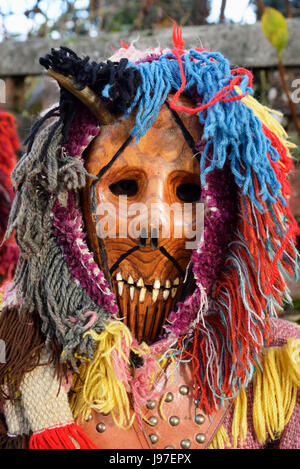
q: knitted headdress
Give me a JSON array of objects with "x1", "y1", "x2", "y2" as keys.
[{"x1": 1, "y1": 26, "x2": 299, "y2": 447}]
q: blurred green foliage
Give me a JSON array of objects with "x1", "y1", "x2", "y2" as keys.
[{"x1": 262, "y1": 7, "x2": 289, "y2": 58}]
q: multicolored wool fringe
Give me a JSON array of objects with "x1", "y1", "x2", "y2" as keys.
[
  {"x1": 0, "y1": 26, "x2": 299, "y2": 447},
  {"x1": 0, "y1": 111, "x2": 19, "y2": 282}
]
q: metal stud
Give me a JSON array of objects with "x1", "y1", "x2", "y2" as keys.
[
  {"x1": 195, "y1": 414, "x2": 205, "y2": 425},
  {"x1": 169, "y1": 416, "x2": 180, "y2": 426},
  {"x1": 179, "y1": 385, "x2": 189, "y2": 395},
  {"x1": 180, "y1": 439, "x2": 191, "y2": 449},
  {"x1": 148, "y1": 416, "x2": 158, "y2": 427},
  {"x1": 150, "y1": 434, "x2": 158, "y2": 444},
  {"x1": 196, "y1": 433, "x2": 206, "y2": 444},
  {"x1": 165, "y1": 392, "x2": 174, "y2": 402},
  {"x1": 96, "y1": 422, "x2": 106, "y2": 433},
  {"x1": 146, "y1": 400, "x2": 156, "y2": 410},
  {"x1": 164, "y1": 446, "x2": 174, "y2": 449},
  {"x1": 85, "y1": 414, "x2": 93, "y2": 422}
]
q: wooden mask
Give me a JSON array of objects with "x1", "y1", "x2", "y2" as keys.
[{"x1": 83, "y1": 96, "x2": 202, "y2": 344}]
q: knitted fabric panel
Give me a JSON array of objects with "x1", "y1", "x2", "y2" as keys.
[
  {"x1": 222, "y1": 318, "x2": 300, "y2": 449},
  {"x1": 4, "y1": 397, "x2": 31, "y2": 437},
  {"x1": 19, "y1": 352, "x2": 73, "y2": 433}
]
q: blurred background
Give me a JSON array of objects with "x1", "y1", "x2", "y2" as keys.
[{"x1": 0, "y1": 0, "x2": 299, "y2": 321}]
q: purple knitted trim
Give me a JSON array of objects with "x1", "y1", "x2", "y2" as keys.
[
  {"x1": 192, "y1": 159, "x2": 237, "y2": 291},
  {"x1": 64, "y1": 106, "x2": 100, "y2": 159},
  {"x1": 135, "y1": 53, "x2": 165, "y2": 64},
  {"x1": 52, "y1": 192, "x2": 118, "y2": 316},
  {"x1": 52, "y1": 107, "x2": 118, "y2": 316}
]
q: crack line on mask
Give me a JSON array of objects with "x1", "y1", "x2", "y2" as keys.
[
  {"x1": 164, "y1": 100, "x2": 198, "y2": 159},
  {"x1": 159, "y1": 245, "x2": 185, "y2": 278},
  {"x1": 95, "y1": 134, "x2": 133, "y2": 180},
  {"x1": 109, "y1": 245, "x2": 140, "y2": 276}
]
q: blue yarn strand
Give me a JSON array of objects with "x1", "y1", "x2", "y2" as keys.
[{"x1": 124, "y1": 49, "x2": 283, "y2": 209}]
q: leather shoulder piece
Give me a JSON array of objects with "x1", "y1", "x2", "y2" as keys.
[{"x1": 78, "y1": 362, "x2": 231, "y2": 449}]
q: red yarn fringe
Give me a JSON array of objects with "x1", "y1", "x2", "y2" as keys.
[
  {"x1": 177, "y1": 123, "x2": 299, "y2": 414},
  {"x1": 169, "y1": 25, "x2": 251, "y2": 116},
  {"x1": 29, "y1": 422, "x2": 97, "y2": 449},
  {"x1": 172, "y1": 22, "x2": 185, "y2": 52},
  {"x1": 0, "y1": 110, "x2": 19, "y2": 281}
]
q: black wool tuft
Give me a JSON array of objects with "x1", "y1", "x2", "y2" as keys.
[{"x1": 39, "y1": 47, "x2": 142, "y2": 112}]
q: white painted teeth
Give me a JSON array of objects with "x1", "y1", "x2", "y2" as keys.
[
  {"x1": 115, "y1": 274, "x2": 179, "y2": 302},
  {"x1": 163, "y1": 289, "x2": 170, "y2": 300},
  {"x1": 152, "y1": 288, "x2": 159, "y2": 303},
  {"x1": 139, "y1": 287, "x2": 146, "y2": 303},
  {"x1": 118, "y1": 281, "x2": 124, "y2": 297},
  {"x1": 127, "y1": 275, "x2": 134, "y2": 284},
  {"x1": 152, "y1": 279, "x2": 161, "y2": 303},
  {"x1": 170, "y1": 278, "x2": 179, "y2": 299},
  {"x1": 116, "y1": 272, "x2": 124, "y2": 297},
  {"x1": 137, "y1": 277, "x2": 144, "y2": 287}
]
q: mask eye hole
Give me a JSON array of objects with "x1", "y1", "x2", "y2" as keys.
[
  {"x1": 176, "y1": 183, "x2": 201, "y2": 203},
  {"x1": 109, "y1": 179, "x2": 138, "y2": 197}
]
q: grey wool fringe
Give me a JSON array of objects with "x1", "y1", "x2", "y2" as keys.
[{"x1": 4, "y1": 121, "x2": 109, "y2": 366}]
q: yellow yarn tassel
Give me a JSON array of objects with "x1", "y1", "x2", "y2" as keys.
[
  {"x1": 69, "y1": 320, "x2": 175, "y2": 430},
  {"x1": 236, "y1": 87, "x2": 295, "y2": 169},
  {"x1": 252, "y1": 338, "x2": 300, "y2": 444},
  {"x1": 208, "y1": 425, "x2": 230, "y2": 449},
  {"x1": 209, "y1": 338, "x2": 300, "y2": 449},
  {"x1": 70, "y1": 320, "x2": 134, "y2": 429},
  {"x1": 243, "y1": 94, "x2": 294, "y2": 147},
  {"x1": 232, "y1": 386, "x2": 248, "y2": 448}
]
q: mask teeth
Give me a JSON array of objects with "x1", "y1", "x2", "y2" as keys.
[
  {"x1": 163, "y1": 289, "x2": 170, "y2": 300},
  {"x1": 152, "y1": 288, "x2": 159, "y2": 303},
  {"x1": 115, "y1": 275, "x2": 181, "y2": 344},
  {"x1": 137, "y1": 277, "x2": 144, "y2": 287},
  {"x1": 129, "y1": 285, "x2": 135, "y2": 300},
  {"x1": 114, "y1": 271, "x2": 181, "y2": 304},
  {"x1": 118, "y1": 281, "x2": 124, "y2": 296},
  {"x1": 139, "y1": 287, "x2": 147, "y2": 303}
]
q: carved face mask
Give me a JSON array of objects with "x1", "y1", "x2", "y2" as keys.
[{"x1": 83, "y1": 96, "x2": 202, "y2": 343}]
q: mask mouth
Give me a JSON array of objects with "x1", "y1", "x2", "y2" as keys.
[
  {"x1": 110, "y1": 263, "x2": 196, "y2": 344},
  {"x1": 113, "y1": 271, "x2": 181, "y2": 303},
  {"x1": 110, "y1": 267, "x2": 193, "y2": 344}
]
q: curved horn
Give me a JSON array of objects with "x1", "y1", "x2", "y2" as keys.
[{"x1": 47, "y1": 69, "x2": 116, "y2": 125}]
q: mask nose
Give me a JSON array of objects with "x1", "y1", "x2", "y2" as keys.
[
  {"x1": 137, "y1": 176, "x2": 165, "y2": 249},
  {"x1": 139, "y1": 171, "x2": 169, "y2": 248},
  {"x1": 139, "y1": 225, "x2": 159, "y2": 249}
]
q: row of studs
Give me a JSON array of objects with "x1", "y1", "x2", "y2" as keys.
[{"x1": 146, "y1": 385, "x2": 206, "y2": 448}]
